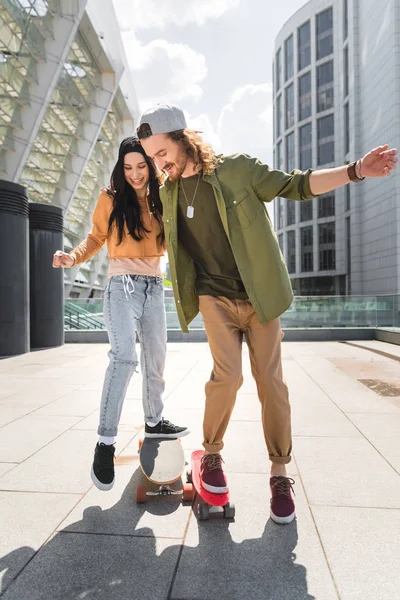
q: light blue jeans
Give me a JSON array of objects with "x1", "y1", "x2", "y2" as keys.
[{"x1": 98, "y1": 275, "x2": 167, "y2": 436}]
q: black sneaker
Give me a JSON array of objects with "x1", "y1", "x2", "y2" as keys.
[
  {"x1": 91, "y1": 443, "x2": 115, "y2": 491},
  {"x1": 144, "y1": 418, "x2": 190, "y2": 439}
]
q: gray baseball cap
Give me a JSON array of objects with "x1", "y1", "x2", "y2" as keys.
[{"x1": 137, "y1": 104, "x2": 187, "y2": 139}]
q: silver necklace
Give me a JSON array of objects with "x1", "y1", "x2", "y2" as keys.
[{"x1": 180, "y1": 174, "x2": 200, "y2": 218}]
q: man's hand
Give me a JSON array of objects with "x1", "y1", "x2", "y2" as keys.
[
  {"x1": 53, "y1": 250, "x2": 75, "y2": 268},
  {"x1": 360, "y1": 145, "x2": 398, "y2": 178}
]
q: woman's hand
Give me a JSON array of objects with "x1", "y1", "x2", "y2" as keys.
[{"x1": 52, "y1": 250, "x2": 75, "y2": 268}]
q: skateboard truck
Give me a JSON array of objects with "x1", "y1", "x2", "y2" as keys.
[{"x1": 136, "y1": 483, "x2": 193, "y2": 503}]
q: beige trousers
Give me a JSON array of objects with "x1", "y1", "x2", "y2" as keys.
[{"x1": 199, "y1": 295, "x2": 292, "y2": 464}]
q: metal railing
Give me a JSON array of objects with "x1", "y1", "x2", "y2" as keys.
[{"x1": 64, "y1": 293, "x2": 400, "y2": 332}]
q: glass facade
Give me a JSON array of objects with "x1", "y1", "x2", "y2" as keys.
[
  {"x1": 300, "y1": 200, "x2": 313, "y2": 222},
  {"x1": 301, "y1": 225, "x2": 313, "y2": 272},
  {"x1": 287, "y1": 230, "x2": 296, "y2": 273},
  {"x1": 299, "y1": 71, "x2": 312, "y2": 121},
  {"x1": 275, "y1": 48, "x2": 282, "y2": 91},
  {"x1": 316, "y1": 7, "x2": 333, "y2": 60},
  {"x1": 285, "y1": 35, "x2": 294, "y2": 81},
  {"x1": 317, "y1": 60, "x2": 334, "y2": 112},
  {"x1": 298, "y1": 21, "x2": 311, "y2": 71},
  {"x1": 318, "y1": 114, "x2": 335, "y2": 165},
  {"x1": 343, "y1": 46, "x2": 349, "y2": 97},
  {"x1": 285, "y1": 83, "x2": 295, "y2": 129},
  {"x1": 299, "y1": 122, "x2": 312, "y2": 170},
  {"x1": 344, "y1": 102, "x2": 350, "y2": 153},
  {"x1": 286, "y1": 132, "x2": 295, "y2": 171},
  {"x1": 318, "y1": 192, "x2": 335, "y2": 217},
  {"x1": 20, "y1": 30, "x2": 102, "y2": 205},
  {"x1": 276, "y1": 94, "x2": 282, "y2": 138},
  {"x1": 287, "y1": 200, "x2": 296, "y2": 225},
  {"x1": 319, "y1": 222, "x2": 336, "y2": 270}
]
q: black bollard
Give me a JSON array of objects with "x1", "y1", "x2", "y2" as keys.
[
  {"x1": 29, "y1": 203, "x2": 64, "y2": 349},
  {"x1": 0, "y1": 180, "x2": 30, "y2": 357}
]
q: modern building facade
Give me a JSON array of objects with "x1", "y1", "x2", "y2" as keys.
[
  {"x1": 273, "y1": 0, "x2": 400, "y2": 296},
  {"x1": 0, "y1": 0, "x2": 139, "y2": 298}
]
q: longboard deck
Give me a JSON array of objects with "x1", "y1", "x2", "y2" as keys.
[
  {"x1": 139, "y1": 437, "x2": 185, "y2": 485},
  {"x1": 191, "y1": 450, "x2": 230, "y2": 507}
]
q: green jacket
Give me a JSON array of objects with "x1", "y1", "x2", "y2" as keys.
[{"x1": 160, "y1": 154, "x2": 315, "y2": 332}]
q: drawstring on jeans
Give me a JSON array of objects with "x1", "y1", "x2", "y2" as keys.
[{"x1": 122, "y1": 275, "x2": 135, "y2": 300}]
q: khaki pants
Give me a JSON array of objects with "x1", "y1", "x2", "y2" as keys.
[{"x1": 199, "y1": 295, "x2": 291, "y2": 464}]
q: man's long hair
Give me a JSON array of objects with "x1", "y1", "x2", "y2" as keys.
[
  {"x1": 107, "y1": 137, "x2": 164, "y2": 245},
  {"x1": 167, "y1": 129, "x2": 220, "y2": 174}
]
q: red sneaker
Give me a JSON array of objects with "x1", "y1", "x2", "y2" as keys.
[
  {"x1": 270, "y1": 476, "x2": 296, "y2": 524},
  {"x1": 200, "y1": 453, "x2": 229, "y2": 494}
]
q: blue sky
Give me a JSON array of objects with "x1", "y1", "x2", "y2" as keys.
[{"x1": 113, "y1": 0, "x2": 308, "y2": 166}]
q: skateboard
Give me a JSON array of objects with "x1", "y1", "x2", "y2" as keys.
[
  {"x1": 136, "y1": 437, "x2": 193, "y2": 503},
  {"x1": 186, "y1": 450, "x2": 235, "y2": 520}
]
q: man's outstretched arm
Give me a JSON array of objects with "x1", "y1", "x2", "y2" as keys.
[{"x1": 309, "y1": 144, "x2": 398, "y2": 195}]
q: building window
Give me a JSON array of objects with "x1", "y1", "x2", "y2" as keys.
[
  {"x1": 285, "y1": 35, "x2": 294, "y2": 81},
  {"x1": 285, "y1": 84, "x2": 294, "y2": 129},
  {"x1": 286, "y1": 132, "x2": 295, "y2": 172},
  {"x1": 287, "y1": 200, "x2": 296, "y2": 225},
  {"x1": 276, "y1": 48, "x2": 282, "y2": 92},
  {"x1": 345, "y1": 184, "x2": 351, "y2": 212},
  {"x1": 343, "y1": 46, "x2": 349, "y2": 97},
  {"x1": 343, "y1": 0, "x2": 348, "y2": 40},
  {"x1": 316, "y1": 7, "x2": 333, "y2": 60},
  {"x1": 276, "y1": 140, "x2": 283, "y2": 170},
  {"x1": 301, "y1": 226, "x2": 314, "y2": 272},
  {"x1": 299, "y1": 123, "x2": 312, "y2": 170},
  {"x1": 298, "y1": 21, "x2": 311, "y2": 71},
  {"x1": 287, "y1": 230, "x2": 296, "y2": 273},
  {"x1": 319, "y1": 222, "x2": 336, "y2": 270},
  {"x1": 277, "y1": 198, "x2": 284, "y2": 229},
  {"x1": 317, "y1": 60, "x2": 334, "y2": 112},
  {"x1": 300, "y1": 200, "x2": 313, "y2": 222},
  {"x1": 276, "y1": 95, "x2": 282, "y2": 138},
  {"x1": 299, "y1": 71, "x2": 312, "y2": 121},
  {"x1": 278, "y1": 233, "x2": 284, "y2": 253},
  {"x1": 344, "y1": 102, "x2": 350, "y2": 154},
  {"x1": 318, "y1": 114, "x2": 334, "y2": 165},
  {"x1": 318, "y1": 192, "x2": 335, "y2": 217}
]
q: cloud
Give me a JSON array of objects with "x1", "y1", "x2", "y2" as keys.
[
  {"x1": 186, "y1": 113, "x2": 222, "y2": 150},
  {"x1": 218, "y1": 83, "x2": 274, "y2": 165},
  {"x1": 121, "y1": 32, "x2": 207, "y2": 109},
  {"x1": 113, "y1": 0, "x2": 239, "y2": 30}
]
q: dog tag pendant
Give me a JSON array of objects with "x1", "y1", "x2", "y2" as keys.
[{"x1": 187, "y1": 206, "x2": 194, "y2": 218}]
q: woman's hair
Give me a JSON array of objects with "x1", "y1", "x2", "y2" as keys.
[
  {"x1": 167, "y1": 130, "x2": 220, "y2": 175},
  {"x1": 107, "y1": 137, "x2": 164, "y2": 244}
]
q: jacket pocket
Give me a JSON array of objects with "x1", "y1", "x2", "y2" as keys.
[{"x1": 227, "y1": 188, "x2": 263, "y2": 229}]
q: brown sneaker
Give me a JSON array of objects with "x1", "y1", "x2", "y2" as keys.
[
  {"x1": 270, "y1": 476, "x2": 296, "y2": 524},
  {"x1": 200, "y1": 453, "x2": 229, "y2": 494}
]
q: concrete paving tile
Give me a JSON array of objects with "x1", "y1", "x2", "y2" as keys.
[
  {"x1": 58, "y1": 463, "x2": 192, "y2": 540},
  {"x1": 0, "y1": 415, "x2": 81, "y2": 463},
  {"x1": 346, "y1": 413, "x2": 400, "y2": 458},
  {"x1": 0, "y1": 491, "x2": 81, "y2": 596},
  {"x1": 72, "y1": 400, "x2": 144, "y2": 432},
  {"x1": 293, "y1": 355, "x2": 399, "y2": 413},
  {"x1": 286, "y1": 362, "x2": 362, "y2": 438},
  {"x1": 386, "y1": 456, "x2": 400, "y2": 472},
  {"x1": 1, "y1": 532, "x2": 181, "y2": 600},
  {"x1": 312, "y1": 506, "x2": 400, "y2": 600},
  {"x1": 0, "y1": 430, "x2": 135, "y2": 493},
  {"x1": 33, "y1": 390, "x2": 102, "y2": 417},
  {"x1": 0, "y1": 463, "x2": 17, "y2": 477},
  {"x1": 171, "y1": 473, "x2": 338, "y2": 600},
  {"x1": 293, "y1": 437, "x2": 400, "y2": 508}
]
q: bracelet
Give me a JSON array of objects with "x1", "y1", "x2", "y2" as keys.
[
  {"x1": 347, "y1": 160, "x2": 365, "y2": 182},
  {"x1": 70, "y1": 254, "x2": 76, "y2": 266}
]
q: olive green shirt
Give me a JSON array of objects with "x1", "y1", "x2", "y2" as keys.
[
  {"x1": 177, "y1": 174, "x2": 247, "y2": 299},
  {"x1": 161, "y1": 154, "x2": 315, "y2": 332}
]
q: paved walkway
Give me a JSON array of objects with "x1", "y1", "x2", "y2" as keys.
[{"x1": 0, "y1": 340, "x2": 399, "y2": 599}]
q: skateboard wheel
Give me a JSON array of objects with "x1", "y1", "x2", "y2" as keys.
[
  {"x1": 182, "y1": 483, "x2": 194, "y2": 502},
  {"x1": 197, "y1": 503, "x2": 210, "y2": 521},
  {"x1": 223, "y1": 502, "x2": 235, "y2": 519},
  {"x1": 186, "y1": 469, "x2": 192, "y2": 484},
  {"x1": 136, "y1": 485, "x2": 147, "y2": 504},
  {"x1": 138, "y1": 438, "x2": 143, "y2": 451}
]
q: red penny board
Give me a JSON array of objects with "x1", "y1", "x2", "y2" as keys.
[{"x1": 191, "y1": 450, "x2": 230, "y2": 507}]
